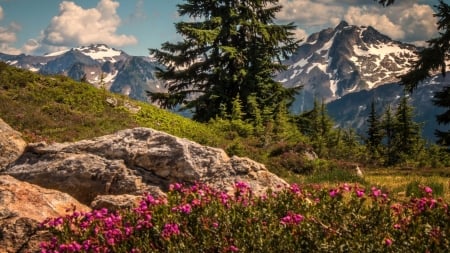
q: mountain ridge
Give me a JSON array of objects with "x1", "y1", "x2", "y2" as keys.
[{"x1": 0, "y1": 43, "x2": 164, "y2": 102}]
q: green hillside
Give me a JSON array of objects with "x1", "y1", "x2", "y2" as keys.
[{"x1": 0, "y1": 63, "x2": 223, "y2": 146}]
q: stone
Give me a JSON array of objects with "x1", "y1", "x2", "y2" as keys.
[
  {"x1": 0, "y1": 118, "x2": 27, "y2": 170},
  {"x1": 91, "y1": 194, "x2": 143, "y2": 211},
  {"x1": 4, "y1": 128, "x2": 287, "y2": 205},
  {"x1": 0, "y1": 175, "x2": 90, "y2": 253}
]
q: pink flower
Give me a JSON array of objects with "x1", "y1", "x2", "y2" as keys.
[
  {"x1": 423, "y1": 186, "x2": 433, "y2": 196},
  {"x1": 280, "y1": 212, "x2": 304, "y2": 225},
  {"x1": 356, "y1": 189, "x2": 365, "y2": 198},
  {"x1": 161, "y1": 223, "x2": 180, "y2": 238},
  {"x1": 228, "y1": 245, "x2": 239, "y2": 252},
  {"x1": 329, "y1": 189, "x2": 338, "y2": 198},
  {"x1": 385, "y1": 238, "x2": 393, "y2": 246},
  {"x1": 169, "y1": 183, "x2": 183, "y2": 191}
]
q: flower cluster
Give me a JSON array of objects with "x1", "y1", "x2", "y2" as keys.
[{"x1": 40, "y1": 182, "x2": 449, "y2": 252}]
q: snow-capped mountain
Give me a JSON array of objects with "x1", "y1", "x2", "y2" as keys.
[
  {"x1": 277, "y1": 21, "x2": 418, "y2": 113},
  {"x1": 0, "y1": 44, "x2": 165, "y2": 102}
]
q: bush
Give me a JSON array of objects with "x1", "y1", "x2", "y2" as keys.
[{"x1": 41, "y1": 182, "x2": 449, "y2": 252}]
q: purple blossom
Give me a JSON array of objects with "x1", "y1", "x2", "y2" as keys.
[
  {"x1": 228, "y1": 245, "x2": 239, "y2": 252},
  {"x1": 161, "y1": 223, "x2": 180, "y2": 238},
  {"x1": 280, "y1": 212, "x2": 304, "y2": 225},
  {"x1": 329, "y1": 189, "x2": 338, "y2": 198},
  {"x1": 385, "y1": 238, "x2": 393, "y2": 247}
]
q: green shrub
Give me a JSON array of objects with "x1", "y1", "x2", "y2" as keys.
[{"x1": 41, "y1": 182, "x2": 450, "y2": 252}]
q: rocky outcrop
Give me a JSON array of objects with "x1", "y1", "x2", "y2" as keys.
[
  {"x1": 4, "y1": 128, "x2": 287, "y2": 206},
  {"x1": 0, "y1": 118, "x2": 27, "y2": 169},
  {"x1": 0, "y1": 175, "x2": 90, "y2": 253}
]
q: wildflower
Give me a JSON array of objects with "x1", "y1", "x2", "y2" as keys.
[
  {"x1": 356, "y1": 189, "x2": 365, "y2": 198},
  {"x1": 384, "y1": 238, "x2": 393, "y2": 247},
  {"x1": 280, "y1": 212, "x2": 304, "y2": 225},
  {"x1": 169, "y1": 182, "x2": 183, "y2": 191},
  {"x1": 329, "y1": 189, "x2": 338, "y2": 198},
  {"x1": 235, "y1": 181, "x2": 250, "y2": 191},
  {"x1": 228, "y1": 245, "x2": 239, "y2": 252},
  {"x1": 371, "y1": 187, "x2": 381, "y2": 198},
  {"x1": 161, "y1": 223, "x2": 180, "y2": 238},
  {"x1": 174, "y1": 203, "x2": 192, "y2": 214},
  {"x1": 290, "y1": 183, "x2": 301, "y2": 194}
]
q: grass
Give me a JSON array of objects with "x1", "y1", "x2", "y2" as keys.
[
  {"x1": 364, "y1": 168, "x2": 450, "y2": 202},
  {"x1": 0, "y1": 63, "x2": 224, "y2": 147}
]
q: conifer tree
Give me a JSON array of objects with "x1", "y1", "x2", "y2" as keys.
[
  {"x1": 382, "y1": 105, "x2": 397, "y2": 165},
  {"x1": 149, "y1": 0, "x2": 300, "y2": 122},
  {"x1": 393, "y1": 95, "x2": 422, "y2": 162},
  {"x1": 366, "y1": 100, "x2": 383, "y2": 160}
]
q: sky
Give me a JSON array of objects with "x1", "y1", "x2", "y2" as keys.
[{"x1": 0, "y1": 0, "x2": 445, "y2": 56}]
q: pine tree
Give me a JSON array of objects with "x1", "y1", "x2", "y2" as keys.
[
  {"x1": 366, "y1": 100, "x2": 383, "y2": 161},
  {"x1": 296, "y1": 99, "x2": 334, "y2": 158},
  {"x1": 149, "y1": 0, "x2": 300, "y2": 122},
  {"x1": 393, "y1": 95, "x2": 423, "y2": 162},
  {"x1": 382, "y1": 105, "x2": 397, "y2": 165}
]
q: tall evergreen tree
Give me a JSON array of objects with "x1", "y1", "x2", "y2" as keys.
[
  {"x1": 382, "y1": 105, "x2": 397, "y2": 165},
  {"x1": 393, "y1": 95, "x2": 422, "y2": 162},
  {"x1": 366, "y1": 100, "x2": 383, "y2": 159},
  {"x1": 149, "y1": 0, "x2": 300, "y2": 122}
]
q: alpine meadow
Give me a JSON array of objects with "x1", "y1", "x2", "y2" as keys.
[{"x1": 0, "y1": 0, "x2": 449, "y2": 252}]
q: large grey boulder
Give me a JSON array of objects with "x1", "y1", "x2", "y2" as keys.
[
  {"x1": 0, "y1": 118, "x2": 27, "y2": 169},
  {"x1": 0, "y1": 175, "x2": 90, "y2": 253},
  {"x1": 4, "y1": 128, "x2": 287, "y2": 206}
]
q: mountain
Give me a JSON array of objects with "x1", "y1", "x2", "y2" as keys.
[
  {"x1": 277, "y1": 20, "x2": 418, "y2": 113},
  {"x1": 327, "y1": 75, "x2": 450, "y2": 142},
  {"x1": 0, "y1": 44, "x2": 165, "y2": 102},
  {"x1": 276, "y1": 20, "x2": 449, "y2": 142}
]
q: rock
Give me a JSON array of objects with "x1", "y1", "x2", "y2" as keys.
[
  {"x1": 0, "y1": 118, "x2": 27, "y2": 170},
  {"x1": 0, "y1": 175, "x2": 90, "y2": 253},
  {"x1": 91, "y1": 194, "x2": 142, "y2": 211},
  {"x1": 4, "y1": 128, "x2": 287, "y2": 205}
]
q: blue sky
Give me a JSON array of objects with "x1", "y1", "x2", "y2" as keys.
[{"x1": 0, "y1": 0, "x2": 443, "y2": 56}]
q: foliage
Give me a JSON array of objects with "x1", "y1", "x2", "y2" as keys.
[
  {"x1": 148, "y1": 0, "x2": 300, "y2": 123},
  {"x1": 41, "y1": 182, "x2": 450, "y2": 252}
]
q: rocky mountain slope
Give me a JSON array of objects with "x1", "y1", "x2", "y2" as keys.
[
  {"x1": 276, "y1": 20, "x2": 418, "y2": 112},
  {"x1": 0, "y1": 44, "x2": 165, "y2": 102}
]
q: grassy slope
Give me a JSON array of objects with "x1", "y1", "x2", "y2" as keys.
[{"x1": 0, "y1": 63, "x2": 223, "y2": 146}]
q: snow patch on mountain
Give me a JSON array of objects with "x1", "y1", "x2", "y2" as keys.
[{"x1": 75, "y1": 44, "x2": 123, "y2": 63}]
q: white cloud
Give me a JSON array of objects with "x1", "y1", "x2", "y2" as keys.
[
  {"x1": 294, "y1": 28, "x2": 308, "y2": 42},
  {"x1": 390, "y1": 4, "x2": 437, "y2": 42},
  {"x1": 0, "y1": 5, "x2": 22, "y2": 54},
  {"x1": 40, "y1": 0, "x2": 137, "y2": 51},
  {"x1": 275, "y1": 0, "x2": 438, "y2": 45},
  {"x1": 277, "y1": 0, "x2": 345, "y2": 27},
  {"x1": 344, "y1": 6, "x2": 405, "y2": 40}
]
